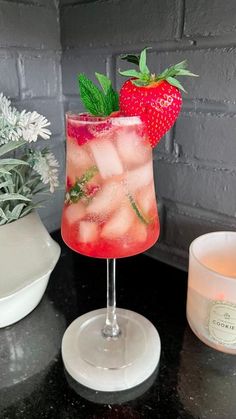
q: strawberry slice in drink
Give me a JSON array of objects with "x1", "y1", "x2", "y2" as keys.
[{"x1": 67, "y1": 120, "x2": 94, "y2": 146}]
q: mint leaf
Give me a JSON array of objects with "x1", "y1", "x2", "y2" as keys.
[
  {"x1": 106, "y1": 86, "x2": 119, "y2": 113},
  {"x1": 128, "y1": 194, "x2": 149, "y2": 225},
  {"x1": 78, "y1": 73, "x2": 119, "y2": 116},
  {"x1": 66, "y1": 166, "x2": 98, "y2": 204},
  {"x1": 95, "y1": 72, "x2": 119, "y2": 113},
  {"x1": 95, "y1": 72, "x2": 112, "y2": 94},
  {"x1": 78, "y1": 73, "x2": 107, "y2": 116},
  {"x1": 110, "y1": 89, "x2": 119, "y2": 111},
  {"x1": 120, "y1": 54, "x2": 140, "y2": 66}
]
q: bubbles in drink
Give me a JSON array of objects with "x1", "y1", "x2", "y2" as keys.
[{"x1": 61, "y1": 115, "x2": 160, "y2": 258}]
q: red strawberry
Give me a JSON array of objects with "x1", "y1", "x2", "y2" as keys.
[
  {"x1": 120, "y1": 79, "x2": 182, "y2": 147},
  {"x1": 119, "y1": 48, "x2": 198, "y2": 147}
]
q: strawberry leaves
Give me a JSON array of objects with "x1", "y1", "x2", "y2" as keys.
[
  {"x1": 139, "y1": 47, "x2": 151, "y2": 75},
  {"x1": 119, "y1": 48, "x2": 198, "y2": 92},
  {"x1": 119, "y1": 48, "x2": 151, "y2": 86},
  {"x1": 78, "y1": 73, "x2": 119, "y2": 116}
]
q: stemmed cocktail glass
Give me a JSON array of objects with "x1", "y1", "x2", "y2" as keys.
[{"x1": 61, "y1": 113, "x2": 161, "y2": 391}]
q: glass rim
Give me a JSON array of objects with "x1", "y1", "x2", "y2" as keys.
[
  {"x1": 66, "y1": 112, "x2": 142, "y2": 125},
  {"x1": 189, "y1": 231, "x2": 236, "y2": 280}
]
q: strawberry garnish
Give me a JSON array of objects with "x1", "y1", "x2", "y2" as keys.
[{"x1": 119, "y1": 48, "x2": 198, "y2": 147}]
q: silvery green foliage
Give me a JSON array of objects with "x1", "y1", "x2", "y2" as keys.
[{"x1": 0, "y1": 94, "x2": 59, "y2": 225}]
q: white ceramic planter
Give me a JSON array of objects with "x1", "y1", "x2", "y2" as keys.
[{"x1": 0, "y1": 211, "x2": 61, "y2": 327}]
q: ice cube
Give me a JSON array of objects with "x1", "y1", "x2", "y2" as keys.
[
  {"x1": 111, "y1": 116, "x2": 141, "y2": 126},
  {"x1": 89, "y1": 139, "x2": 123, "y2": 179},
  {"x1": 131, "y1": 221, "x2": 148, "y2": 243},
  {"x1": 67, "y1": 139, "x2": 94, "y2": 182},
  {"x1": 125, "y1": 161, "x2": 153, "y2": 193},
  {"x1": 101, "y1": 204, "x2": 135, "y2": 239},
  {"x1": 86, "y1": 181, "x2": 124, "y2": 217},
  {"x1": 64, "y1": 202, "x2": 86, "y2": 226},
  {"x1": 136, "y1": 183, "x2": 156, "y2": 215},
  {"x1": 78, "y1": 221, "x2": 99, "y2": 243},
  {"x1": 116, "y1": 127, "x2": 150, "y2": 168}
]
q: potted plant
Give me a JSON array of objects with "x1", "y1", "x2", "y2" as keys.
[{"x1": 0, "y1": 93, "x2": 61, "y2": 327}]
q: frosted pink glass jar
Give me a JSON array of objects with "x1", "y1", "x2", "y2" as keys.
[{"x1": 187, "y1": 231, "x2": 236, "y2": 354}]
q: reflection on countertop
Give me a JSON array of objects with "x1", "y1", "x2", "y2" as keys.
[{"x1": 1, "y1": 232, "x2": 236, "y2": 419}]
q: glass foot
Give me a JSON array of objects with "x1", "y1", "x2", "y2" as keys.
[{"x1": 62, "y1": 308, "x2": 161, "y2": 391}]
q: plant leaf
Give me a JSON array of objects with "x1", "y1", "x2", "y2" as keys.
[
  {"x1": 0, "y1": 158, "x2": 29, "y2": 166},
  {"x1": 131, "y1": 79, "x2": 148, "y2": 87},
  {"x1": 11, "y1": 203, "x2": 26, "y2": 219},
  {"x1": 176, "y1": 69, "x2": 199, "y2": 77},
  {"x1": 120, "y1": 54, "x2": 140, "y2": 66},
  {"x1": 0, "y1": 193, "x2": 31, "y2": 202},
  {"x1": 0, "y1": 208, "x2": 7, "y2": 220},
  {"x1": 127, "y1": 194, "x2": 149, "y2": 225},
  {"x1": 139, "y1": 47, "x2": 151, "y2": 75},
  {"x1": 66, "y1": 166, "x2": 98, "y2": 204},
  {"x1": 166, "y1": 77, "x2": 187, "y2": 92},
  {"x1": 0, "y1": 140, "x2": 26, "y2": 157},
  {"x1": 0, "y1": 168, "x2": 10, "y2": 175},
  {"x1": 119, "y1": 69, "x2": 142, "y2": 78},
  {"x1": 95, "y1": 73, "x2": 112, "y2": 95},
  {"x1": 0, "y1": 180, "x2": 13, "y2": 189},
  {"x1": 78, "y1": 73, "x2": 108, "y2": 116},
  {"x1": 106, "y1": 86, "x2": 119, "y2": 113}
]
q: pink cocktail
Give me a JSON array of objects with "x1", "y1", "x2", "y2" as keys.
[
  {"x1": 61, "y1": 113, "x2": 161, "y2": 392},
  {"x1": 61, "y1": 114, "x2": 160, "y2": 259}
]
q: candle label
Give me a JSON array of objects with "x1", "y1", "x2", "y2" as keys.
[{"x1": 208, "y1": 301, "x2": 236, "y2": 346}]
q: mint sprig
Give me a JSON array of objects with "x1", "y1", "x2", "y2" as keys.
[
  {"x1": 65, "y1": 166, "x2": 98, "y2": 204},
  {"x1": 128, "y1": 193, "x2": 149, "y2": 225},
  {"x1": 119, "y1": 47, "x2": 198, "y2": 92},
  {"x1": 78, "y1": 73, "x2": 119, "y2": 116}
]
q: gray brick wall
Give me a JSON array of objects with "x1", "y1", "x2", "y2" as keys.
[
  {"x1": 60, "y1": 0, "x2": 236, "y2": 270},
  {"x1": 2, "y1": 0, "x2": 235, "y2": 268},
  {"x1": 0, "y1": 0, "x2": 65, "y2": 232}
]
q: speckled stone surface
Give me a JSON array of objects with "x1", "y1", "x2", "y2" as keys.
[{"x1": 1, "y1": 232, "x2": 236, "y2": 419}]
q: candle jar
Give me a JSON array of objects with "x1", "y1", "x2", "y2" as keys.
[{"x1": 187, "y1": 231, "x2": 236, "y2": 354}]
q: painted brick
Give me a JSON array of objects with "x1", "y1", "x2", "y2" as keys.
[
  {"x1": 7, "y1": 0, "x2": 57, "y2": 8},
  {"x1": 0, "y1": 55, "x2": 19, "y2": 97},
  {"x1": 154, "y1": 160, "x2": 236, "y2": 217},
  {"x1": 0, "y1": 2, "x2": 60, "y2": 49},
  {"x1": 164, "y1": 204, "x2": 236, "y2": 252},
  {"x1": 61, "y1": 0, "x2": 177, "y2": 49},
  {"x1": 64, "y1": 99, "x2": 83, "y2": 113},
  {"x1": 60, "y1": 0, "x2": 94, "y2": 5},
  {"x1": 185, "y1": 0, "x2": 236, "y2": 38},
  {"x1": 149, "y1": 49, "x2": 236, "y2": 103},
  {"x1": 175, "y1": 113, "x2": 236, "y2": 165},
  {"x1": 14, "y1": 99, "x2": 65, "y2": 137},
  {"x1": 38, "y1": 188, "x2": 64, "y2": 231},
  {"x1": 62, "y1": 53, "x2": 107, "y2": 95},
  {"x1": 21, "y1": 55, "x2": 59, "y2": 98}
]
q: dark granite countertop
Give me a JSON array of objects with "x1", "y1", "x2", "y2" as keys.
[{"x1": 1, "y1": 232, "x2": 236, "y2": 419}]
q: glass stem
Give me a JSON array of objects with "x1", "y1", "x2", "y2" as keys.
[{"x1": 102, "y1": 259, "x2": 121, "y2": 339}]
